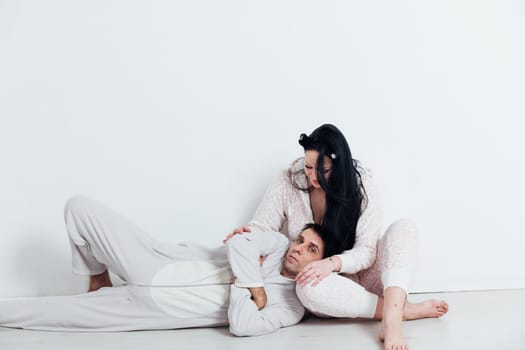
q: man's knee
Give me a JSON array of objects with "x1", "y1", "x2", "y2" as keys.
[
  {"x1": 64, "y1": 195, "x2": 95, "y2": 217},
  {"x1": 63, "y1": 195, "x2": 102, "y2": 229}
]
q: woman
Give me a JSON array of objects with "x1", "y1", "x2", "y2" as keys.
[{"x1": 225, "y1": 124, "x2": 448, "y2": 350}]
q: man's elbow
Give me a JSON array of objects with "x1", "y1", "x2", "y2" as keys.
[
  {"x1": 229, "y1": 323, "x2": 258, "y2": 337},
  {"x1": 229, "y1": 319, "x2": 273, "y2": 337}
]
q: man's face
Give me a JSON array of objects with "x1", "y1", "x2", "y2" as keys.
[{"x1": 282, "y1": 228, "x2": 324, "y2": 277}]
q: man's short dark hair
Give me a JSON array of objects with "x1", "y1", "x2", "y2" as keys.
[{"x1": 301, "y1": 223, "x2": 338, "y2": 258}]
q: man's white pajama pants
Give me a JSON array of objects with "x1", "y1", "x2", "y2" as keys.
[{"x1": 0, "y1": 195, "x2": 230, "y2": 331}]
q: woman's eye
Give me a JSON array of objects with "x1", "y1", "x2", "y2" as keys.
[{"x1": 309, "y1": 247, "x2": 317, "y2": 253}]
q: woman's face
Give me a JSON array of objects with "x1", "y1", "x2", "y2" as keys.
[{"x1": 304, "y1": 150, "x2": 333, "y2": 189}]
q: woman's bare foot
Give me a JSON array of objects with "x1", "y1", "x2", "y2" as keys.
[
  {"x1": 379, "y1": 318, "x2": 408, "y2": 350},
  {"x1": 376, "y1": 298, "x2": 448, "y2": 349},
  {"x1": 88, "y1": 270, "x2": 113, "y2": 292},
  {"x1": 403, "y1": 299, "x2": 449, "y2": 320},
  {"x1": 379, "y1": 287, "x2": 409, "y2": 350}
]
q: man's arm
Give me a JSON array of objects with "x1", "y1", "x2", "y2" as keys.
[
  {"x1": 247, "y1": 287, "x2": 267, "y2": 310},
  {"x1": 225, "y1": 231, "x2": 288, "y2": 290},
  {"x1": 227, "y1": 285, "x2": 304, "y2": 336},
  {"x1": 230, "y1": 279, "x2": 267, "y2": 310},
  {"x1": 226, "y1": 231, "x2": 298, "y2": 336}
]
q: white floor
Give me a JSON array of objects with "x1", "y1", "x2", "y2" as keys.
[{"x1": 1, "y1": 289, "x2": 524, "y2": 350}]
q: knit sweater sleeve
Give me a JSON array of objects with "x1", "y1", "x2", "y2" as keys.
[
  {"x1": 335, "y1": 171, "x2": 383, "y2": 274},
  {"x1": 247, "y1": 170, "x2": 289, "y2": 233}
]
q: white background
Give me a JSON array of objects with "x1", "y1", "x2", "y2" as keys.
[{"x1": 1, "y1": 0, "x2": 524, "y2": 297}]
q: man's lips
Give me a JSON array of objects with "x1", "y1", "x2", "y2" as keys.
[{"x1": 287, "y1": 255, "x2": 298, "y2": 263}]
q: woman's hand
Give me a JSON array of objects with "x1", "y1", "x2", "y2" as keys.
[
  {"x1": 223, "y1": 226, "x2": 251, "y2": 243},
  {"x1": 295, "y1": 257, "x2": 337, "y2": 287}
]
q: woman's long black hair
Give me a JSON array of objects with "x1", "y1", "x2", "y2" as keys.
[{"x1": 293, "y1": 124, "x2": 365, "y2": 255}]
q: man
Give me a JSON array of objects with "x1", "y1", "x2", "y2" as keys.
[{"x1": 0, "y1": 195, "x2": 330, "y2": 336}]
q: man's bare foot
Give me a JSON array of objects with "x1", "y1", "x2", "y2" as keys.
[
  {"x1": 88, "y1": 270, "x2": 113, "y2": 292},
  {"x1": 403, "y1": 299, "x2": 449, "y2": 320},
  {"x1": 379, "y1": 319, "x2": 408, "y2": 350}
]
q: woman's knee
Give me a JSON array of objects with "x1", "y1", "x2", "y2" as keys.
[
  {"x1": 380, "y1": 218, "x2": 419, "y2": 277},
  {"x1": 384, "y1": 218, "x2": 418, "y2": 242}
]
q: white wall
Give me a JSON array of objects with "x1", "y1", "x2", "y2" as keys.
[{"x1": 1, "y1": 0, "x2": 524, "y2": 297}]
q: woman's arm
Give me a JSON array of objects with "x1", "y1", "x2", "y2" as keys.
[
  {"x1": 224, "y1": 170, "x2": 290, "y2": 243},
  {"x1": 246, "y1": 170, "x2": 289, "y2": 233},
  {"x1": 336, "y1": 172, "x2": 383, "y2": 274}
]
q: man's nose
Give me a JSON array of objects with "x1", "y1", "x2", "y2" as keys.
[{"x1": 294, "y1": 244, "x2": 305, "y2": 255}]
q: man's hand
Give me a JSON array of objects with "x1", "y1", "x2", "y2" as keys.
[
  {"x1": 248, "y1": 287, "x2": 267, "y2": 310},
  {"x1": 258, "y1": 255, "x2": 267, "y2": 266},
  {"x1": 223, "y1": 226, "x2": 251, "y2": 244}
]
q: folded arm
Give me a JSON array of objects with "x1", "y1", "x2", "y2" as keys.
[
  {"x1": 226, "y1": 231, "x2": 302, "y2": 336},
  {"x1": 228, "y1": 284, "x2": 304, "y2": 336}
]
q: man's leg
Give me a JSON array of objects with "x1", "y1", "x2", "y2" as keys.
[
  {"x1": 64, "y1": 195, "x2": 172, "y2": 288},
  {"x1": 89, "y1": 270, "x2": 112, "y2": 292},
  {"x1": 0, "y1": 285, "x2": 228, "y2": 331}
]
